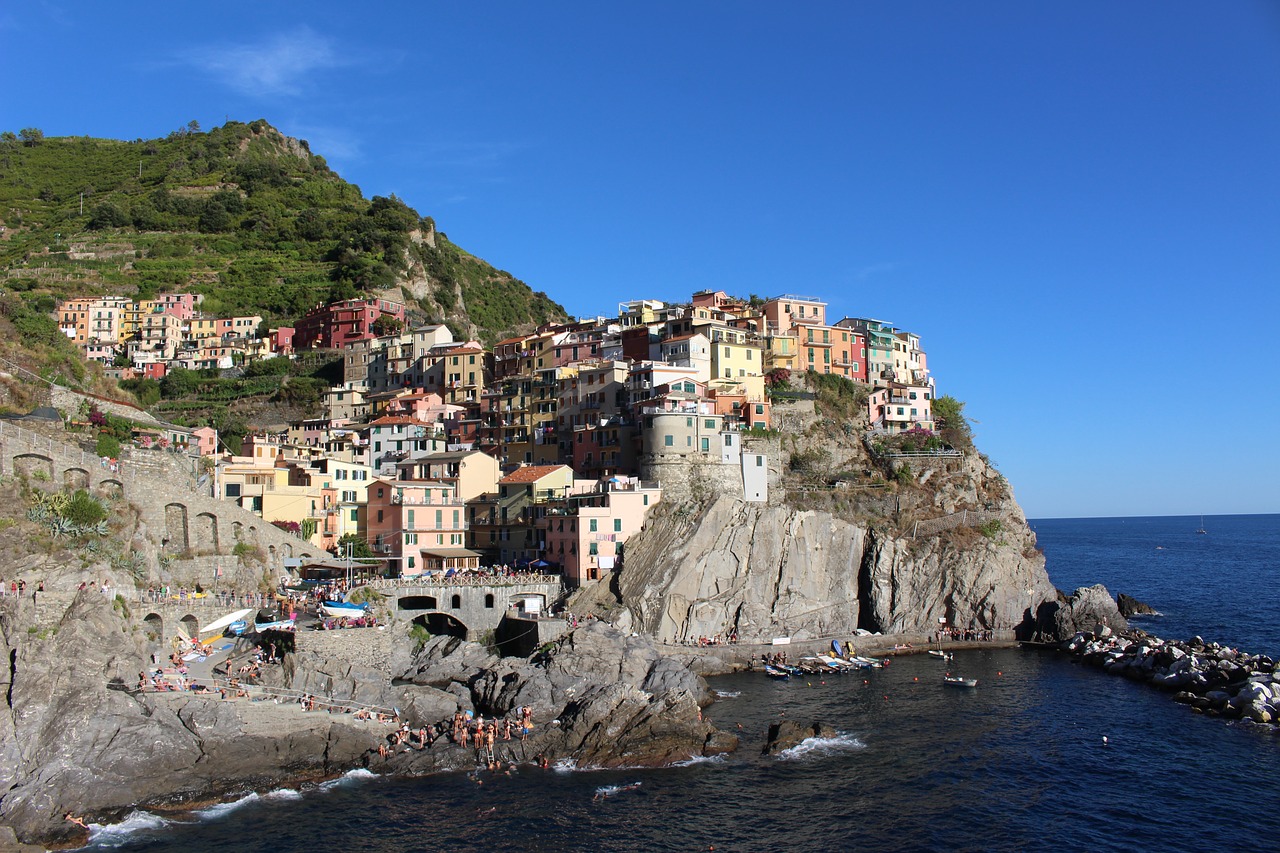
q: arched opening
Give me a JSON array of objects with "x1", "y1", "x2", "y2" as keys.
[
  {"x1": 13, "y1": 454, "x2": 53, "y2": 481},
  {"x1": 164, "y1": 503, "x2": 190, "y2": 553},
  {"x1": 398, "y1": 595, "x2": 439, "y2": 610},
  {"x1": 95, "y1": 479, "x2": 124, "y2": 500},
  {"x1": 484, "y1": 593, "x2": 495, "y2": 609},
  {"x1": 450, "y1": 594, "x2": 461, "y2": 609},
  {"x1": 194, "y1": 512, "x2": 219, "y2": 554},
  {"x1": 232, "y1": 521, "x2": 243, "y2": 541},
  {"x1": 412, "y1": 612, "x2": 468, "y2": 640},
  {"x1": 143, "y1": 612, "x2": 164, "y2": 642},
  {"x1": 63, "y1": 467, "x2": 90, "y2": 490},
  {"x1": 179, "y1": 614, "x2": 199, "y2": 639}
]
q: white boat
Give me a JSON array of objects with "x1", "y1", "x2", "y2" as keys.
[
  {"x1": 929, "y1": 650, "x2": 955, "y2": 661},
  {"x1": 320, "y1": 601, "x2": 370, "y2": 619},
  {"x1": 943, "y1": 675, "x2": 978, "y2": 688},
  {"x1": 198, "y1": 608, "x2": 254, "y2": 637}
]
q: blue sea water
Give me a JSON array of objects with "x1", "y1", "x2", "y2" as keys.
[{"x1": 91, "y1": 514, "x2": 1280, "y2": 853}]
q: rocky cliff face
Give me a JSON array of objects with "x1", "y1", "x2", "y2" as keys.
[{"x1": 607, "y1": 457, "x2": 1057, "y2": 644}]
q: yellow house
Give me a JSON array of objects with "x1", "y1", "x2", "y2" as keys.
[{"x1": 764, "y1": 331, "x2": 799, "y2": 372}]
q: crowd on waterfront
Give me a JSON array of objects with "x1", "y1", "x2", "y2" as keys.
[{"x1": 934, "y1": 626, "x2": 998, "y2": 643}]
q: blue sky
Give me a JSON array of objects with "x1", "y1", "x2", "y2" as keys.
[{"x1": 3, "y1": 2, "x2": 1278, "y2": 518}]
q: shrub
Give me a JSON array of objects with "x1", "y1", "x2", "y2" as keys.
[
  {"x1": 979, "y1": 519, "x2": 1003, "y2": 540},
  {"x1": 64, "y1": 489, "x2": 108, "y2": 527},
  {"x1": 95, "y1": 434, "x2": 121, "y2": 458}
]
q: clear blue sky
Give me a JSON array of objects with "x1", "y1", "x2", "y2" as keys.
[{"x1": 3, "y1": 2, "x2": 1278, "y2": 519}]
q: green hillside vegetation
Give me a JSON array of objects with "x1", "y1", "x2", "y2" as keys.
[{"x1": 0, "y1": 120, "x2": 567, "y2": 343}]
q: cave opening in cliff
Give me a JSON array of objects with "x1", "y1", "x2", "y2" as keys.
[{"x1": 414, "y1": 612, "x2": 469, "y2": 640}]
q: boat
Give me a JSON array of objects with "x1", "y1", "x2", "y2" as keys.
[
  {"x1": 227, "y1": 619, "x2": 252, "y2": 637},
  {"x1": 1196, "y1": 516, "x2": 1208, "y2": 535},
  {"x1": 928, "y1": 650, "x2": 955, "y2": 661},
  {"x1": 943, "y1": 675, "x2": 978, "y2": 688},
  {"x1": 320, "y1": 600, "x2": 370, "y2": 619},
  {"x1": 198, "y1": 608, "x2": 254, "y2": 637},
  {"x1": 764, "y1": 664, "x2": 791, "y2": 679}
]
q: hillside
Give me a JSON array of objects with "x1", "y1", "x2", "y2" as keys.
[{"x1": 0, "y1": 120, "x2": 568, "y2": 350}]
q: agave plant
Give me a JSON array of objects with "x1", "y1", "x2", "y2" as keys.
[
  {"x1": 50, "y1": 517, "x2": 76, "y2": 538},
  {"x1": 26, "y1": 505, "x2": 48, "y2": 523}
]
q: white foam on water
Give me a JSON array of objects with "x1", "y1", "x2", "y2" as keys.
[
  {"x1": 671, "y1": 754, "x2": 728, "y2": 767},
  {"x1": 551, "y1": 758, "x2": 579, "y2": 773},
  {"x1": 263, "y1": 787, "x2": 303, "y2": 801},
  {"x1": 84, "y1": 810, "x2": 173, "y2": 848},
  {"x1": 192, "y1": 792, "x2": 260, "y2": 820},
  {"x1": 594, "y1": 781, "x2": 642, "y2": 797},
  {"x1": 320, "y1": 767, "x2": 379, "y2": 790},
  {"x1": 776, "y1": 733, "x2": 866, "y2": 761},
  {"x1": 714, "y1": 690, "x2": 741, "y2": 698}
]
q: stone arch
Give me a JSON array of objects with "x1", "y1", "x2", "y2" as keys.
[
  {"x1": 412, "y1": 612, "x2": 468, "y2": 640},
  {"x1": 94, "y1": 479, "x2": 124, "y2": 500},
  {"x1": 268, "y1": 545, "x2": 277, "y2": 568},
  {"x1": 164, "y1": 503, "x2": 189, "y2": 553},
  {"x1": 192, "y1": 512, "x2": 219, "y2": 554},
  {"x1": 484, "y1": 593, "x2": 495, "y2": 609},
  {"x1": 143, "y1": 612, "x2": 164, "y2": 642},
  {"x1": 282, "y1": 542, "x2": 294, "y2": 558},
  {"x1": 248, "y1": 525, "x2": 259, "y2": 540},
  {"x1": 398, "y1": 595, "x2": 439, "y2": 610},
  {"x1": 63, "y1": 466, "x2": 90, "y2": 491},
  {"x1": 179, "y1": 613, "x2": 199, "y2": 639},
  {"x1": 231, "y1": 521, "x2": 243, "y2": 541},
  {"x1": 13, "y1": 453, "x2": 53, "y2": 481},
  {"x1": 450, "y1": 593, "x2": 462, "y2": 609}
]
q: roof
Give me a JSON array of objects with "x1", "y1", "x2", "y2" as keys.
[
  {"x1": 419, "y1": 548, "x2": 482, "y2": 558},
  {"x1": 500, "y1": 464, "x2": 571, "y2": 485}
]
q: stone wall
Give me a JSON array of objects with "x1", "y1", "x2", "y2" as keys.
[{"x1": 49, "y1": 385, "x2": 163, "y2": 426}]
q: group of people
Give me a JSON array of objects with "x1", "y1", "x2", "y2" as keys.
[
  {"x1": 934, "y1": 626, "x2": 997, "y2": 643},
  {"x1": 683, "y1": 633, "x2": 738, "y2": 647},
  {"x1": 1, "y1": 579, "x2": 43, "y2": 602}
]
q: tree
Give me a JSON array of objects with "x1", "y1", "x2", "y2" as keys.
[
  {"x1": 371, "y1": 314, "x2": 404, "y2": 337},
  {"x1": 932, "y1": 395, "x2": 973, "y2": 451},
  {"x1": 336, "y1": 533, "x2": 377, "y2": 561},
  {"x1": 88, "y1": 201, "x2": 129, "y2": 230},
  {"x1": 18, "y1": 128, "x2": 44, "y2": 147},
  {"x1": 198, "y1": 200, "x2": 232, "y2": 232}
]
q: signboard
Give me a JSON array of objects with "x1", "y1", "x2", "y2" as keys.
[{"x1": 771, "y1": 637, "x2": 791, "y2": 645}]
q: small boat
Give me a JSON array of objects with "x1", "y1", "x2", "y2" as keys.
[
  {"x1": 1196, "y1": 516, "x2": 1207, "y2": 535},
  {"x1": 928, "y1": 650, "x2": 954, "y2": 661},
  {"x1": 320, "y1": 600, "x2": 370, "y2": 619},
  {"x1": 198, "y1": 608, "x2": 254, "y2": 637},
  {"x1": 227, "y1": 619, "x2": 252, "y2": 637},
  {"x1": 764, "y1": 664, "x2": 791, "y2": 679},
  {"x1": 943, "y1": 675, "x2": 978, "y2": 688}
]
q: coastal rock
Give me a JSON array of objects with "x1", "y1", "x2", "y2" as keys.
[
  {"x1": 613, "y1": 491, "x2": 1055, "y2": 643},
  {"x1": 763, "y1": 720, "x2": 837, "y2": 755},
  {"x1": 1117, "y1": 593, "x2": 1160, "y2": 618},
  {"x1": 400, "y1": 635, "x2": 499, "y2": 687},
  {"x1": 1040, "y1": 585, "x2": 1128, "y2": 641}
]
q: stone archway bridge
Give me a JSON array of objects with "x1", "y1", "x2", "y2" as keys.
[
  {"x1": 0, "y1": 418, "x2": 322, "y2": 578},
  {"x1": 357, "y1": 575, "x2": 563, "y2": 641}
]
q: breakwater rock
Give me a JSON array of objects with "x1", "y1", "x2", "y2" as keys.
[
  {"x1": 762, "y1": 720, "x2": 836, "y2": 755},
  {"x1": 1058, "y1": 629, "x2": 1280, "y2": 728},
  {"x1": 1117, "y1": 593, "x2": 1161, "y2": 618},
  {"x1": 1035, "y1": 584, "x2": 1128, "y2": 641}
]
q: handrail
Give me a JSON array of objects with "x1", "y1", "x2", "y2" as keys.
[{"x1": 133, "y1": 675, "x2": 400, "y2": 717}]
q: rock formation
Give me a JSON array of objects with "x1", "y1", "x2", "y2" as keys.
[
  {"x1": 1117, "y1": 592, "x2": 1161, "y2": 618},
  {"x1": 1036, "y1": 584, "x2": 1128, "y2": 641},
  {"x1": 606, "y1": 490, "x2": 1056, "y2": 643}
]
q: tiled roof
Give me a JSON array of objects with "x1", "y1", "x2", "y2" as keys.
[{"x1": 499, "y1": 464, "x2": 570, "y2": 484}]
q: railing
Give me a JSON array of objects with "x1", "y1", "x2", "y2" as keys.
[
  {"x1": 134, "y1": 676, "x2": 399, "y2": 717},
  {"x1": 911, "y1": 508, "x2": 1005, "y2": 539},
  {"x1": 0, "y1": 419, "x2": 106, "y2": 472},
  {"x1": 359, "y1": 574, "x2": 560, "y2": 590}
]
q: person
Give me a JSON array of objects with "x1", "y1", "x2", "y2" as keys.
[{"x1": 65, "y1": 812, "x2": 88, "y2": 830}]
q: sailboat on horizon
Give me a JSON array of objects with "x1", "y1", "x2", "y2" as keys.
[{"x1": 1196, "y1": 515, "x2": 1208, "y2": 535}]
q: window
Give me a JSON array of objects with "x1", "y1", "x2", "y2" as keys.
[
  {"x1": 756, "y1": 404, "x2": 764, "y2": 414},
  {"x1": 705, "y1": 419, "x2": 716, "y2": 429},
  {"x1": 589, "y1": 519, "x2": 598, "y2": 532},
  {"x1": 701, "y1": 437, "x2": 710, "y2": 452},
  {"x1": 589, "y1": 542, "x2": 598, "y2": 555},
  {"x1": 225, "y1": 483, "x2": 241, "y2": 498},
  {"x1": 377, "y1": 509, "x2": 384, "y2": 522},
  {"x1": 643, "y1": 495, "x2": 649, "y2": 506},
  {"x1": 485, "y1": 594, "x2": 494, "y2": 608},
  {"x1": 757, "y1": 456, "x2": 764, "y2": 467},
  {"x1": 453, "y1": 510, "x2": 460, "y2": 528},
  {"x1": 686, "y1": 436, "x2": 693, "y2": 446},
  {"x1": 664, "y1": 434, "x2": 674, "y2": 447},
  {"x1": 451, "y1": 594, "x2": 461, "y2": 609},
  {"x1": 350, "y1": 509, "x2": 358, "y2": 522},
  {"x1": 407, "y1": 556, "x2": 415, "y2": 569},
  {"x1": 407, "y1": 509, "x2": 415, "y2": 526},
  {"x1": 686, "y1": 417, "x2": 693, "y2": 428},
  {"x1": 436, "y1": 510, "x2": 443, "y2": 527},
  {"x1": 614, "y1": 519, "x2": 622, "y2": 532}
]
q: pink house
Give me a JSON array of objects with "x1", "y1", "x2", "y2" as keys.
[
  {"x1": 541, "y1": 477, "x2": 662, "y2": 585},
  {"x1": 191, "y1": 426, "x2": 219, "y2": 456}
]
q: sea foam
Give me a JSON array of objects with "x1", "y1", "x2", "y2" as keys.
[
  {"x1": 776, "y1": 733, "x2": 866, "y2": 761},
  {"x1": 84, "y1": 810, "x2": 172, "y2": 848}
]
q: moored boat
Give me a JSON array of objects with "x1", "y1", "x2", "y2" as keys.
[{"x1": 943, "y1": 675, "x2": 978, "y2": 688}]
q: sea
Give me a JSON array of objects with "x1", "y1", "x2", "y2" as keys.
[{"x1": 86, "y1": 514, "x2": 1280, "y2": 853}]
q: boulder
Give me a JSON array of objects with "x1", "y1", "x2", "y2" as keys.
[
  {"x1": 763, "y1": 720, "x2": 837, "y2": 755},
  {"x1": 1041, "y1": 585, "x2": 1128, "y2": 642},
  {"x1": 1116, "y1": 593, "x2": 1161, "y2": 618}
]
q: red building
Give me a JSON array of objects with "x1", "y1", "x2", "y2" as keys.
[{"x1": 293, "y1": 299, "x2": 406, "y2": 350}]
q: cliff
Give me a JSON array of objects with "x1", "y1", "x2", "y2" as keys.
[{"x1": 580, "y1": 378, "x2": 1058, "y2": 644}]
